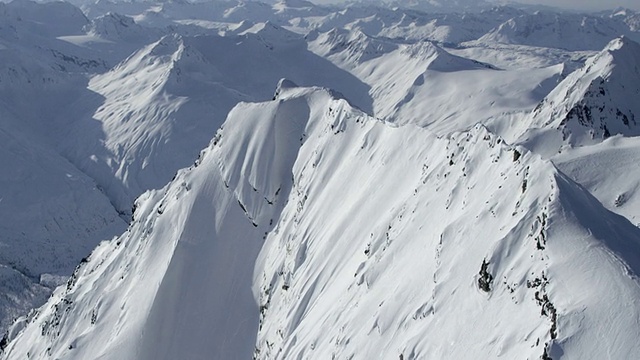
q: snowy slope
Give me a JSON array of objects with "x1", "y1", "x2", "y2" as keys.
[
  {"x1": 253, "y1": 87, "x2": 640, "y2": 360},
  {"x1": 0, "y1": 0, "x2": 89, "y2": 37},
  {"x1": 85, "y1": 12, "x2": 158, "y2": 44},
  {"x1": 4, "y1": 84, "x2": 640, "y2": 360},
  {"x1": 309, "y1": 27, "x2": 399, "y2": 64},
  {"x1": 59, "y1": 28, "x2": 373, "y2": 213},
  {"x1": 0, "y1": 0, "x2": 372, "y2": 333},
  {"x1": 292, "y1": 5, "x2": 522, "y2": 45},
  {"x1": 76, "y1": 0, "x2": 522, "y2": 46},
  {"x1": 518, "y1": 37, "x2": 640, "y2": 156},
  {"x1": 0, "y1": 81, "x2": 316, "y2": 359},
  {"x1": 450, "y1": 42, "x2": 594, "y2": 72},
  {"x1": 553, "y1": 135, "x2": 640, "y2": 225},
  {"x1": 0, "y1": 112, "x2": 126, "y2": 332},
  {"x1": 371, "y1": 0, "x2": 492, "y2": 13},
  {"x1": 2, "y1": 1, "x2": 640, "y2": 358},
  {"x1": 310, "y1": 31, "x2": 562, "y2": 133},
  {"x1": 0, "y1": 2, "x2": 137, "y2": 332},
  {"x1": 58, "y1": 33, "x2": 246, "y2": 212}
]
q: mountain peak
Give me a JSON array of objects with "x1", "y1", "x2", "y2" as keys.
[
  {"x1": 273, "y1": 78, "x2": 298, "y2": 99},
  {"x1": 148, "y1": 33, "x2": 184, "y2": 57},
  {"x1": 239, "y1": 21, "x2": 304, "y2": 48},
  {"x1": 599, "y1": 35, "x2": 640, "y2": 67},
  {"x1": 111, "y1": 33, "x2": 216, "y2": 87},
  {"x1": 86, "y1": 12, "x2": 152, "y2": 43},
  {"x1": 402, "y1": 40, "x2": 494, "y2": 71},
  {"x1": 0, "y1": 84, "x2": 367, "y2": 359},
  {"x1": 311, "y1": 28, "x2": 397, "y2": 63},
  {"x1": 519, "y1": 37, "x2": 640, "y2": 155}
]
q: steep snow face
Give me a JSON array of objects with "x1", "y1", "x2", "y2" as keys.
[
  {"x1": 252, "y1": 89, "x2": 640, "y2": 360},
  {"x1": 477, "y1": 11, "x2": 638, "y2": 51},
  {"x1": 518, "y1": 37, "x2": 640, "y2": 156},
  {"x1": 0, "y1": 84, "x2": 333, "y2": 360},
  {"x1": 5, "y1": 86, "x2": 640, "y2": 360}
]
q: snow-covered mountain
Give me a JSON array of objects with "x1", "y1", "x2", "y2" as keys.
[
  {"x1": 2, "y1": 0, "x2": 640, "y2": 358},
  {"x1": 309, "y1": 29, "x2": 564, "y2": 133},
  {"x1": 252, "y1": 86, "x2": 640, "y2": 360},
  {"x1": 59, "y1": 26, "x2": 375, "y2": 213},
  {"x1": 518, "y1": 37, "x2": 640, "y2": 155},
  {"x1": 0, "y1": 0, "x2": 89, "y2": 37},
  {"x1": 0, "y1": 0, "x2": 137, "y2": 333},
  {"x1": 4, "y1": 83, "x2": 640, "y2": 360},
  {"x1": 85, "y1": 12, "x2": 156, "y2": 43},
  {"x1": 476, "y1": 11, "x2": 640, "y2": 51}
]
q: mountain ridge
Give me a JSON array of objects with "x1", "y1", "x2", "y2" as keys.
[
  {"x1": 518, "y1": 36, "x2": 640, "y2": 156},
  {"x1": 4, "y1": 84, "x2": 640, "y2": 360},
  {"x1": 1, "y1": 1, "x2": 640, "y2": 358}
]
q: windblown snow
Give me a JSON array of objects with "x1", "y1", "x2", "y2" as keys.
[{"x1": 1, "y1": 0, "x2": 640, "y2": 359}]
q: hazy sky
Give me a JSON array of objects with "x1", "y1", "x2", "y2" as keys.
[
  {"x1": 324, "y1": 0, "x2": 640, "y2": 11},
  {"x1": 508, "y1": 0, "x2": 640, "y2": 11}
]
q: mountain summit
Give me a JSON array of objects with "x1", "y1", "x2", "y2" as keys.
[{"x1": 519, "y1": 37, "x2": 640, "y2": 155}]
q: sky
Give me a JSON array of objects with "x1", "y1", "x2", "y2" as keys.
[
  {"x1": 506, "y1": 0, "x2": 640, "y2": 11},
  {"x1": 330, "y1": 0, "x2": 640, "y2": 11}
]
